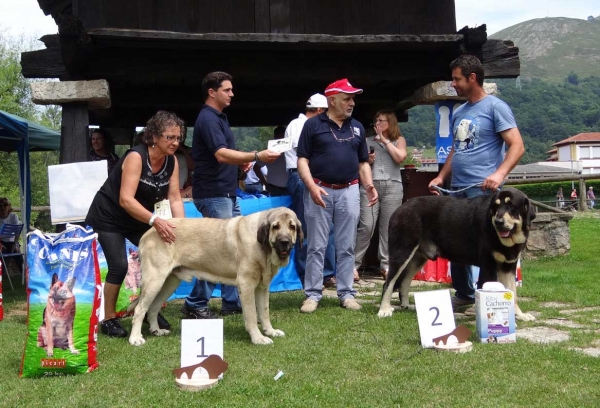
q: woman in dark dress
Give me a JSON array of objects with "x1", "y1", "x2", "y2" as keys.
[{"x1": 86, "y1": 111, "x2": 186, "y2": 338}]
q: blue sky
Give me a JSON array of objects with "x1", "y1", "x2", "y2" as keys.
[{"x1": 1, "y1": 0, "x2": 599, "y2": 39}]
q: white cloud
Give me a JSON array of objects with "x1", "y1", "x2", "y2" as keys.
[{"x1": 0, "y1": 0, "x2": 57, "y2": 39}]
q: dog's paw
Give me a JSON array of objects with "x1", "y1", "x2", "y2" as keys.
[
  {"x1": 150, "y1": 329, "x2": 171, "y2": 337},
  {"x1": 251, "y1": 335, "x2": 274, "y2": 345},
  {"x1": 516, "y1": 312, "x2": 536, "y2": 322},
  {"x1": 264, "y1": 329, "x2": 285, "y2": 338},
  {"x1": 70, "y1": 348, "x2": 80, "y2": 355},
  {"x1": 377, "y1": 307, "x2": 394, "y2": 318},
  {"x1": 129, "y1": 335, "x2": 146, "y2": 346},
  {"x1": 46, "y1": 350, "x2": 54, "y2": 357}
]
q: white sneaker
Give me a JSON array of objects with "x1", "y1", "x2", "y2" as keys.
[
  {"x1": 341, "y1": 298, "x2": 362, "y2": 311},
  {"x1": 300, "y1": 299, "x2": 319, "y2": 313}
]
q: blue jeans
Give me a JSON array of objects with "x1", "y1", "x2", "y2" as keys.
[
  {"x1": 244, "y1": 182, "x2": 263, "y2": 194},
  {"x1": 287, "y1": 171, "x2": 335, "y2": 285},
  {"x1": 184, "y1": 197, "x2": 241, "y2": 311},
  {"x1": 303, "y1": 184, "x2": 359, "y2": 302},
  {"x1": 450, "y1": 186, "x2": 492, "y2": 300}
]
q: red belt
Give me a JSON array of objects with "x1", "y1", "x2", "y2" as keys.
[{"x1": 313, "y1": 178, "x2": 359, "y2": 190}]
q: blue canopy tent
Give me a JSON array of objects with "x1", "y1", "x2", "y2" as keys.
[{"x1": 0, "y1": 109, "x2": 60, "y2": 271}]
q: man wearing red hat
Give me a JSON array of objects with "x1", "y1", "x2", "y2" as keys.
[{"x1": 296, "y1": 79, "x2": 378, "y2": 313}]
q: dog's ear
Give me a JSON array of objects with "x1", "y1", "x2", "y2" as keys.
[
  {"x1": 51, "y1": 273, "x2": 58, "y2": 286},
  {"x1": 294, "y1": 217, "x2": 304, "y2": 248},
  {"x1": 66, "y1": 276, "x2": 76, "y2": 292},
  {"x1": 524, "y1": 197, "x2": 536, "y2": 225},
  {"x1": 257, "y1": 221, "x2": 271, "y2": 253}
]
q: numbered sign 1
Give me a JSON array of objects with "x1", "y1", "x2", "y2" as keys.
[
  {"x1": 413, "y1": 289, "x2": 456, "y2": 348},
  {"x1": 181, "y1": 319, "x2": 224, "y2": 369}
]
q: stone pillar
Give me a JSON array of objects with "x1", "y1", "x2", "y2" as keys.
[{"x1": 30, "y1": 79, "x2": 111, "y2": 163}]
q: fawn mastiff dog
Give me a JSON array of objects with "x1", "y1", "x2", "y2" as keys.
[
  {"x1": 378, "y1": 187, "x2": 536, "y2": 321},
  {"x1": 128, "y1": 207, "x2": 302, "y2": 346}
]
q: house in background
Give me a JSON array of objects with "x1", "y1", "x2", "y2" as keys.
[{"x1": 549, "y1": 132, "x2": 600, "y2": 175}]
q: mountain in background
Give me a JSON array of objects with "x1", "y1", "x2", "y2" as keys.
[{"x1": 490, "y1": 16, "x2": 600, "y2": 81}]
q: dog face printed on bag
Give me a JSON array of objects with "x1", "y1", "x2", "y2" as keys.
[
  {"x1": 124, "y1": 248, "x2": 142, "y2": 293},
  {"x1": 36, "y1": 273, "x2": 79, "y2": 357}
]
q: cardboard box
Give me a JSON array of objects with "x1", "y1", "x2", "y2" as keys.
[{"x1": 475, "y1": 282, "x2": 516, "y2": 343}]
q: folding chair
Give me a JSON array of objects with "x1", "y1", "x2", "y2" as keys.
[{"x1": 0, "y1": 223, "x2": 25, "y2": 290}]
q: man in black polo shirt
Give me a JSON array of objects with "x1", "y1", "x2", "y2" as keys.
[
  {"x1": 182, "y1": 71, "x2": 280, "y2": 319},
  {"x1": 297, "y1": 79, "x2": 378, "y2": 313}
]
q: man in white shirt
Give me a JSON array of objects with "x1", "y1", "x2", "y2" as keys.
[
  {"x1": 285, "y1": 94, "x2": 336, "y2": 287},
  {"x1": 266, "y1": 126, "x2": 289, "y2": 196}
]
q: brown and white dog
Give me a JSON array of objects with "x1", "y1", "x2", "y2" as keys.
[
  {"x1": 37, "y1": 273, "x2": 79, "y2": 357},
  {"x1": 128, "y1": 208, "x2": 302, "y2": 346},
  {"x1": 378, "y1": 187, "x2": 536, "y2": 321}
]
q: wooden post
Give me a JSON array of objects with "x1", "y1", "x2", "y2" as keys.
[
  {"x1": 579, "y1": 178, "x2": 587, "y2": 211},
  {"x1": 60, "y1": 103, "x2": 89, "y2": 163}
]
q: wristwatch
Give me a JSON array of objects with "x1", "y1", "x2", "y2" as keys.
[{"x1": 254, "y1": 151, "x2": 260, "y2": 161}]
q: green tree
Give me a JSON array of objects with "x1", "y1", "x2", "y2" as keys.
[{"x1": 0, "y1": 32, "x2": 60, "y2": 222}]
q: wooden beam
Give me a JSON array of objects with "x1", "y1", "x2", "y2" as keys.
[
  {"x1": 87, "y1": 28, "x2": 463, "y2": 48},
  {"x1": 20, "y1": 47, "x2": 67, "y2": 78},
  {"x1": 60, "y1": 103, "x2": 89, "y2": 164},
  {"x1": 482, "y1": 39, "x2": 520, "y2": 78}
]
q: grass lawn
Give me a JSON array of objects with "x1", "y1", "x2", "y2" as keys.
[{"x1": 1, "y1": 215, "x2": 599, "y2": 407}]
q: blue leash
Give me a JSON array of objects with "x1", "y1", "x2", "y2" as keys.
[{"x1": 431, "y1": 182, "x2": 483, "y2": 195}]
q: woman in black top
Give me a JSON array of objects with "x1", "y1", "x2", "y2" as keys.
[
  {"x1": 89, "y1": 128, "x2": 120, "y2": 174},
  {"x1": 86, "y1": 111, "x2": 186, "y2": 338}
]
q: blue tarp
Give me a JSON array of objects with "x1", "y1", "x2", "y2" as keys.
[
  {"x1": 0, "y1": 109, "x2": 60, "y2": 234},
  {"x1": 168, "y1": 197, "x2": 302, "y2": 300}
]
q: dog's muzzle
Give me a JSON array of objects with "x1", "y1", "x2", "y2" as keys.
[
  {"x1": 494, "y1": 218, "x2": 514, "y2": 238},
  {"x1": 274, "y1": 237, "x2": 293, "y2": 259}
]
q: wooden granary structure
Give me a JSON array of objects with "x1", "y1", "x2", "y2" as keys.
[{"x1": 22, "y1": 0, "x2": 520, "y2": 162}]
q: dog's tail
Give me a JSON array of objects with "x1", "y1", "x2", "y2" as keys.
[{"x1": 127, "y1": 297, "x2": 139, "y2": 314}]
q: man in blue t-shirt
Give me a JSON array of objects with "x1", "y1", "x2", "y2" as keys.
[
  {"x1": 182, "y1": 71, "x2": 280, "y2": 319},
  {"x1": 296, "y1": 79, "x2": 378, "y2": 313},
  {"x1": 428, "y1": 55, "x2": 525, "y2": 310}
]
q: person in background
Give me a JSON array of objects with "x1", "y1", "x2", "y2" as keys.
[
  {"x1": 587, "y1": 186, "x2": 595, "y2": 209},
  {"x1": 297, "y1": 79, "x2": 378, "y2": 313},
  {"x1": 0, "y1": 197, "x2": 23, "y2": 276},
  {"x1": 353, "y1": 110, "x2": 407, "y2": 280},
  {"x1": 284, "y1": 94, "x2": 338, "y2": 288},
  {"x1": 556, "y1": 187, "x2": 564, "y2": 208},
  {"x1": 265, "y1": 126, "x2": 289, "y2": 196},
  {"x1": 176, "y1": 142, "x2": 194, "y2": 198},
  {"x1": 90, "y1": 128, "x2": 120, "y2": 174},
  {"x1": 244, "y1": 161, "x2": 268, "y2": 194},
  {"x1": 183, "y1": 71, "x2": 280, "y2": 319},
  {"x1": 428, "y1": 54, "x2": 525, "y2": 311},
  {"x1": 85, "y1": 111, "x2": 185, "y2": 337}
]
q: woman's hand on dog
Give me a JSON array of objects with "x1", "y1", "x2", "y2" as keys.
[{"x1": 153, "y1": 218, "x2": 177, "y2": 244}]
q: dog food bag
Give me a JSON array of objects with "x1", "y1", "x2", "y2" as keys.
[
  {"x1": 475, "y1": 282, "x2": 516, "y2": 344},
  {"x1": 96, "y1": 239, "x2": 141, "y2": 321},
  {"x1": 20, "y1": 225, "x2": 101, "y2": 378}
]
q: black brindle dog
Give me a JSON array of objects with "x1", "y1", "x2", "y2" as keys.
[{"x1": 378, "y1": 187, "x2": 536, "y2": 321}]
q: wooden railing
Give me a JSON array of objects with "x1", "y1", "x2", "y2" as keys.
[{"x1": 505, "y1": 174, "x2": 600, "y2": 213}]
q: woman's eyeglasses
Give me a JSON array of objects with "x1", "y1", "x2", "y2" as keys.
[
  {"x1": 161, "y1": 135, "x2": 184, "y2": 143},
  {"x1": 329, "y1": 126, "x2": 355, "y2": 143},
  {"x1": 370, "y1": 119, "x2": 388, "y2": 127}
]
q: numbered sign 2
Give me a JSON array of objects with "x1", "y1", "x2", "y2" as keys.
[
  {"x1": 413, "y1": 289, "x2": 456, "y2": 348},
  {"x1": 181, "y1": 319, "x2": 224, "y2": 370}
]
